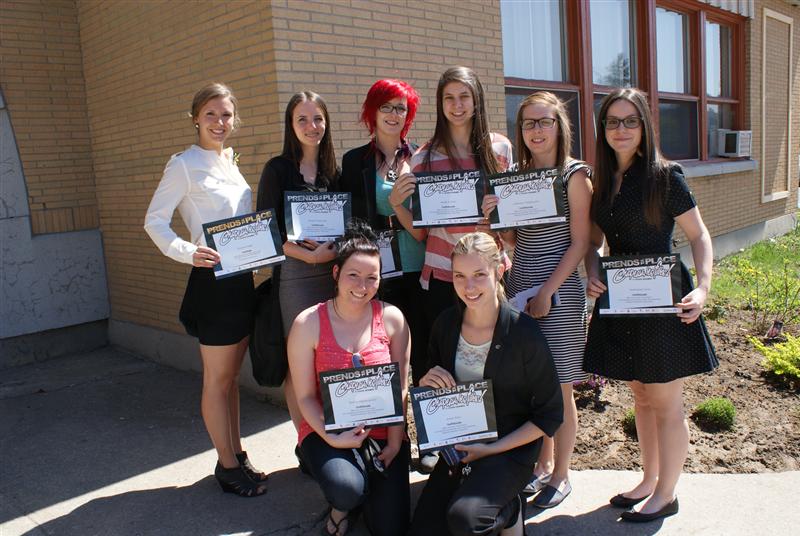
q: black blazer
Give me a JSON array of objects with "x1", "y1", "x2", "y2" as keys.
[
  {"x1": 340, "y1": 141, "x2": 417, "y2": 231},
  {"x1": 426, "y1": 302, "x2": 564, "y2": 465}
]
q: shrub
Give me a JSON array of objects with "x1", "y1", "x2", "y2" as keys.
[
  {"x1": 573, "y1": 375, "x2": 608, "y2": 410},
  {"x1": 750, "y1": 333, "x2": 800, "y2": 389},
  {"x1": 692, "y1": 397, "x2": 735, "y2": 431},
  {"x1": 621, "y1": 408, "x2": 637, "y2": 438}
]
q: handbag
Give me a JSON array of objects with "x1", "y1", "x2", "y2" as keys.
[{"x1": 248, "y1": 270, "x2": 288, "y2": 387}]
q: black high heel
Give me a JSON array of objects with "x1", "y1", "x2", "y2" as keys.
[
  {"x1": 214, "y1": 462, "x2": 267, "y2": 497},
  {"x1": 235, "y1": 451, "x2": 268, "y2": 483}
]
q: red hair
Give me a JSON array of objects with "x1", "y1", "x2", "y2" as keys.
[{"x1": 360, "y1": 79, "x2": 419, "y2": 140}]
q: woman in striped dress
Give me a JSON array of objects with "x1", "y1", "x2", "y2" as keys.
[{"x1": 483, "y1": 91, "x2": 592, "y2": 509}]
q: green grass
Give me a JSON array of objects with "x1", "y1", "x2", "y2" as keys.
[{"x1": 711, "y1": 222, "x2": 800, "y2": 304}]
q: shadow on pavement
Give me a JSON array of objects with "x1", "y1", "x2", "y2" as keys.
[{"x1": 525, "y1": 502, "x2": 665, "y2": 535}]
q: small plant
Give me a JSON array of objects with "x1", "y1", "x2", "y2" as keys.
[
  {"x1": 691, "y1": 397, "x2": 736, "y2": 431},
  {"x1": 705, "y1": 297, "x2": 729, "y2": 322},
  {"x1": 750, "y1": 333, "x2": 800, "y2": 389},
  {"x1": 621, "y1": 408, "x2": 637, "y2": 438},
  {"x1": 573, "y1": 375, "x2": 608, "y2": 409}
]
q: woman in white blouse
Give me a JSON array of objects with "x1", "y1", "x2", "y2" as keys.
[{"x1": 144, "y1": 83, "x2": 267, "y2": 497}]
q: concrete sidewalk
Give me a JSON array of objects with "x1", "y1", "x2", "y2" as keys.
[{"x1": 1, "y1": 347, "x2": 797, "y2": 535}]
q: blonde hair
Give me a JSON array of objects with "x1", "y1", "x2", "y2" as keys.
[
  {"x1": 451, "y1": 232, "x2": 506, "y2": 302},
  {"x1": 190, "y1": 82, "x2": 241, "y2": 129}
]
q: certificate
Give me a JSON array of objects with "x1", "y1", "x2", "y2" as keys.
[
  {"x1": 377, "y1": 230, "x2": 403, "y2": 280},
  {"x1": 596, "y1": 254, "x2": 683, "y2": 316},
  {"x1": 411, "y1": 170, "x2": 483, "y2": 228},
  {"x1": 410, "y1": 380, "x2": 497, "y2": 454},
  {"x1": 319, "y1": 363, "x2": 404, "y2": 432},
  {"x1": 202, "y1": 210, "x2": 285, "y2": 279},
  {"x1": 284, "y1": 191, "x2": 351, "y2": 242},
  {"x1": 487, "y1": 167, "x2": 565, "y2": 229}
]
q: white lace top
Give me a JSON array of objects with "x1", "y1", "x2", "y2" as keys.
[{"x1": 454, "y1": 334, "x2": 491, "y2": 382}]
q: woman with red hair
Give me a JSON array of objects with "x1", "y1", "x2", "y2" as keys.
[{"x1": 341, "y1": 79, "x2": 430, "y2": 387}]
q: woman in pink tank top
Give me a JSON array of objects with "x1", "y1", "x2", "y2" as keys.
[{"x1": 288, "y1": 223, "x2": 411, "y2": 536}]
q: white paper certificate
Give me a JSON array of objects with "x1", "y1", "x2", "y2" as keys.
[
  {"x1": 319, "y1": 363, "x2": 404, "y2": 431},
  {"x1": 284, "y1": 191, "x2": 351, "y2": 242},
  {"x1": 487, "y1": 167, "x2": 565, "y2": 229},
  {"x1": 410, "y1": 380, "x2": 497, "y2": 454},
  {"x1": 597, "y1": 254, "x2": 683, "y2": 315},
  {"x1": 411, "y1": 170, "x2": 483, "y2": 227},
  {"x1": 202, "y1": 210, "x2": 285, "y2": 279}
]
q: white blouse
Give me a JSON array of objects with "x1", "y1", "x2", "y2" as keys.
[
  {"x1": 144, "y1": 145, "x2": 251, "y2": 265},
  {"x1": 454, "y1": 334, "x2": 491, "y2": 382}
]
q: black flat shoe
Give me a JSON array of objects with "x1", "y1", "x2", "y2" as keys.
[
  {"x1": 610, "y1": 493, "x2": 649, "y2": 508},
  {"x1": 236, "y1": 451, "x2": 268, "y2": 483},
  {"x1": 214, "y1": 462, "x2": 267, "y2": 497},
  {"x1": 620, "y1": 497, "x2": 679, "y2": 522}
]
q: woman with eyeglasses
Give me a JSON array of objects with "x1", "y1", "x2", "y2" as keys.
[
  {"x1": 584, "y1": 88, "x2": 717, "y2": 523},
  {"x1": 408, "y1": 232, "x2": 562, "y2": 536},
  {"x1": 482, "y1": 91, "x2": 592, "y2": 509},
  {"x1": 409, "y1": 66, "x2": 513, "y2": 339},
  {"x1": 288, "y1": 222, "x2": 411, "y2": 536},
  {"x1": 341, "y1": 79, "x2": 429, "y2": 385},
  {"x1": 256, "y1": 91, "x2": 340, "y2": 458}
]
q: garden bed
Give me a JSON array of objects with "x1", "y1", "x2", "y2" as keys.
[{"x1": 572, "y1": 308, "x2": 800, "y2": 473}]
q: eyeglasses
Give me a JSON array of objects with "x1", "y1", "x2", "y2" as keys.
[
  {"x1": 379, "y1": 103, "x2": 408, "y2": 116},
  {"x1": 351, "y1": 353, "x2": 363, "y2": 368},
  {"x1": 603, "y1": 116, "x2": 642, "y2": 130},
  {"x1": 521, "y1": 118, "x2": 556, "y2": 130}
]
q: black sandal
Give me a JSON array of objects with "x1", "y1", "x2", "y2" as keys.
[
  {"x1": 321, "y1": 507, "x2": 353, "y2": 536},
  {"x1": 236, "y1": 451, "x2": 268, "y2": 483},
  {"x1": 214, "y1": 461, "x2": 267, "y2": 497}
]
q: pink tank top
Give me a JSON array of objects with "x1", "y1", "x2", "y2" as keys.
[{"x1": 297, "y1": 300, "x2": 392, "y2": 444}]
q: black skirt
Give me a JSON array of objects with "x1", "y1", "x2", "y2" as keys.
[{"x1": 179, "y1": 267, "x2": 255, "y2": 346}]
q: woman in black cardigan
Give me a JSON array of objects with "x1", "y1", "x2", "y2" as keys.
[
  {"x1": 340, "y1": 79, "x2": 429, "y2": 384},
  {"x1": 409, "y1": 232, "x2": 563, "y2": 536}
]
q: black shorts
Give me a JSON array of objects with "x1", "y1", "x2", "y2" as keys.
[{"x1": 179, "y1": 267, "x2": 255, "y2": 346}]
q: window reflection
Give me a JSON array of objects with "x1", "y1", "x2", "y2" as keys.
[
  {"x1": 706, "y1": 21, "x2": 732, "y2": 97},
  {"x1": 590, "y1": 0, "x2": 636, "y2": 87},
  {"x1": 501, "y1": 0, "x2": 566, "y2": 81},
  {"x1": 659, "y1": 100, "x2": 699, "y2": 160},
  {"x1": 656, "y1": 8, "x2": 690, "y2": 93}
]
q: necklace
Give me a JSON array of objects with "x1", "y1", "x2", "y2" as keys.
[{"x1": 386, "y1": 153, "x2": 399, "y2": 183}]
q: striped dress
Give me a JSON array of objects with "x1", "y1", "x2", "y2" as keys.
[
  {"x1": 505, "y1": 160, "x2": 590, "y2": 383},
  {"x1": 410, "y1": 133, "x2": 514, "y2": 290}
]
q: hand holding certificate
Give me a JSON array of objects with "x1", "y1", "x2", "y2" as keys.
[
  {"x1": 410, "y1": 380, "x2": 497, "y2": 454},
  {"x1": 202, "y1": 210, "x2": 285, "y2": 279},
  {"x1": 319, "y1": 362, "x2": 405, "y2": 432},
  {"x1": 411, "y1": 170, "x2": 484, "y2": 228},
  {"x1": 486, "y1": 167, "x2": 565, "y2": 229},
  {"x1": 284, "y1": 191, "x2": 351, "y2": 242},
  {"x1": 596, "y1": 254, "x2": 683, "y2": 316}
]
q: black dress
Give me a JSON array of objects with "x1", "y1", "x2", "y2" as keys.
[{"x1": 583, "y1": 158, "x2": 718, "y2": 383}]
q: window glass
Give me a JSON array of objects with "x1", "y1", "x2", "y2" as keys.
[
  {"x1": 659, "y1": 100, "x2": 699, "y2": 160},
  {"x1": 590, "y1": 0, "x2": 636, "y2": 87},
  {"x1": 656, "y1": 8, "x2": 690, "y2": 93},
  {"x1": 707, "y1": 103, "x2": 735, "y2": 157},
  {"x1": 506, "y1": 89, "x2": 582, "y2": 159},
  {"x1": 501, "y1": 0, "x2": 566, "y2": 81},
  {"x1": 706, "y1": 21, "x2": 732, "y2": 97}
]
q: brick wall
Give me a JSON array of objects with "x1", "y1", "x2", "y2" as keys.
[
  {"x1": 0, "y1": 0, "x2": 98, "y2": 234},
  {"x1": 77, "y1": 0, "x2": 280, "y2": 332}
]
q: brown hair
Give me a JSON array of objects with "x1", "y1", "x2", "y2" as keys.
[
  {"x1": 423, "y1": 66, "x2": 501, "y2": 174},
  {"x1": 515, "y1": 91, "x2": 573, "y2": 174},
  {"x1": 451, "y1": 232, "x2": 506, "y2": 302},
  {"x1": 190, "y1": 82, "x2": 241, "y2": 129},
  {"x1": 281, "y1": 91, "x2": 338, "y2": 189},
  {"x1": 593, "y1": 88, "x2": 670, "y2": 226}
]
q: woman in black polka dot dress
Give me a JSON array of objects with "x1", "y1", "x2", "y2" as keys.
[{"x1": 584, "y1": 88, "x2": 718, "y2": 523}]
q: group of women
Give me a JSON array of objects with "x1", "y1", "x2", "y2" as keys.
[{"x1": 144, "y1": 66, "x2": 718, "y2": 535}]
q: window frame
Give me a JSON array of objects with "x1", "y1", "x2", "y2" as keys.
[{"x1": 501, "y1": 0, "x2": 747, "y2": 164}]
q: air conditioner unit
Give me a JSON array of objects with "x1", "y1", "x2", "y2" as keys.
[{"x1": 717, "y1": 129, "x2": 752, "y2": 158}]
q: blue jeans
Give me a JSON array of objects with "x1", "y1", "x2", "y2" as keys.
[{"x1": 300, "y1": 432, "x2": 410, "y2": 536}]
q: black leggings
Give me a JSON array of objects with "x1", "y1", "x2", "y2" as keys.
[
  {"x1": 300, "y1": 433, "x2": 410, "y2": 536},
  {"x1": 408, "y1": 453, "x2": 530, "y2": 536},
  {"x1": 380, "y1": 272, "x2": 430, "y2": 384}
]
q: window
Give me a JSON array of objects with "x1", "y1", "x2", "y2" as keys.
[{"x1": 500, "y1": 0, "x2": 746, "y2": 163}]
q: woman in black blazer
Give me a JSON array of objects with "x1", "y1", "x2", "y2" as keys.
[
  {"x1": 408, "y1": 232, "x2": 563, "y2": 536},
  {"x1": 340, "y1": 79, "x2": 429, "y2": 385}
]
